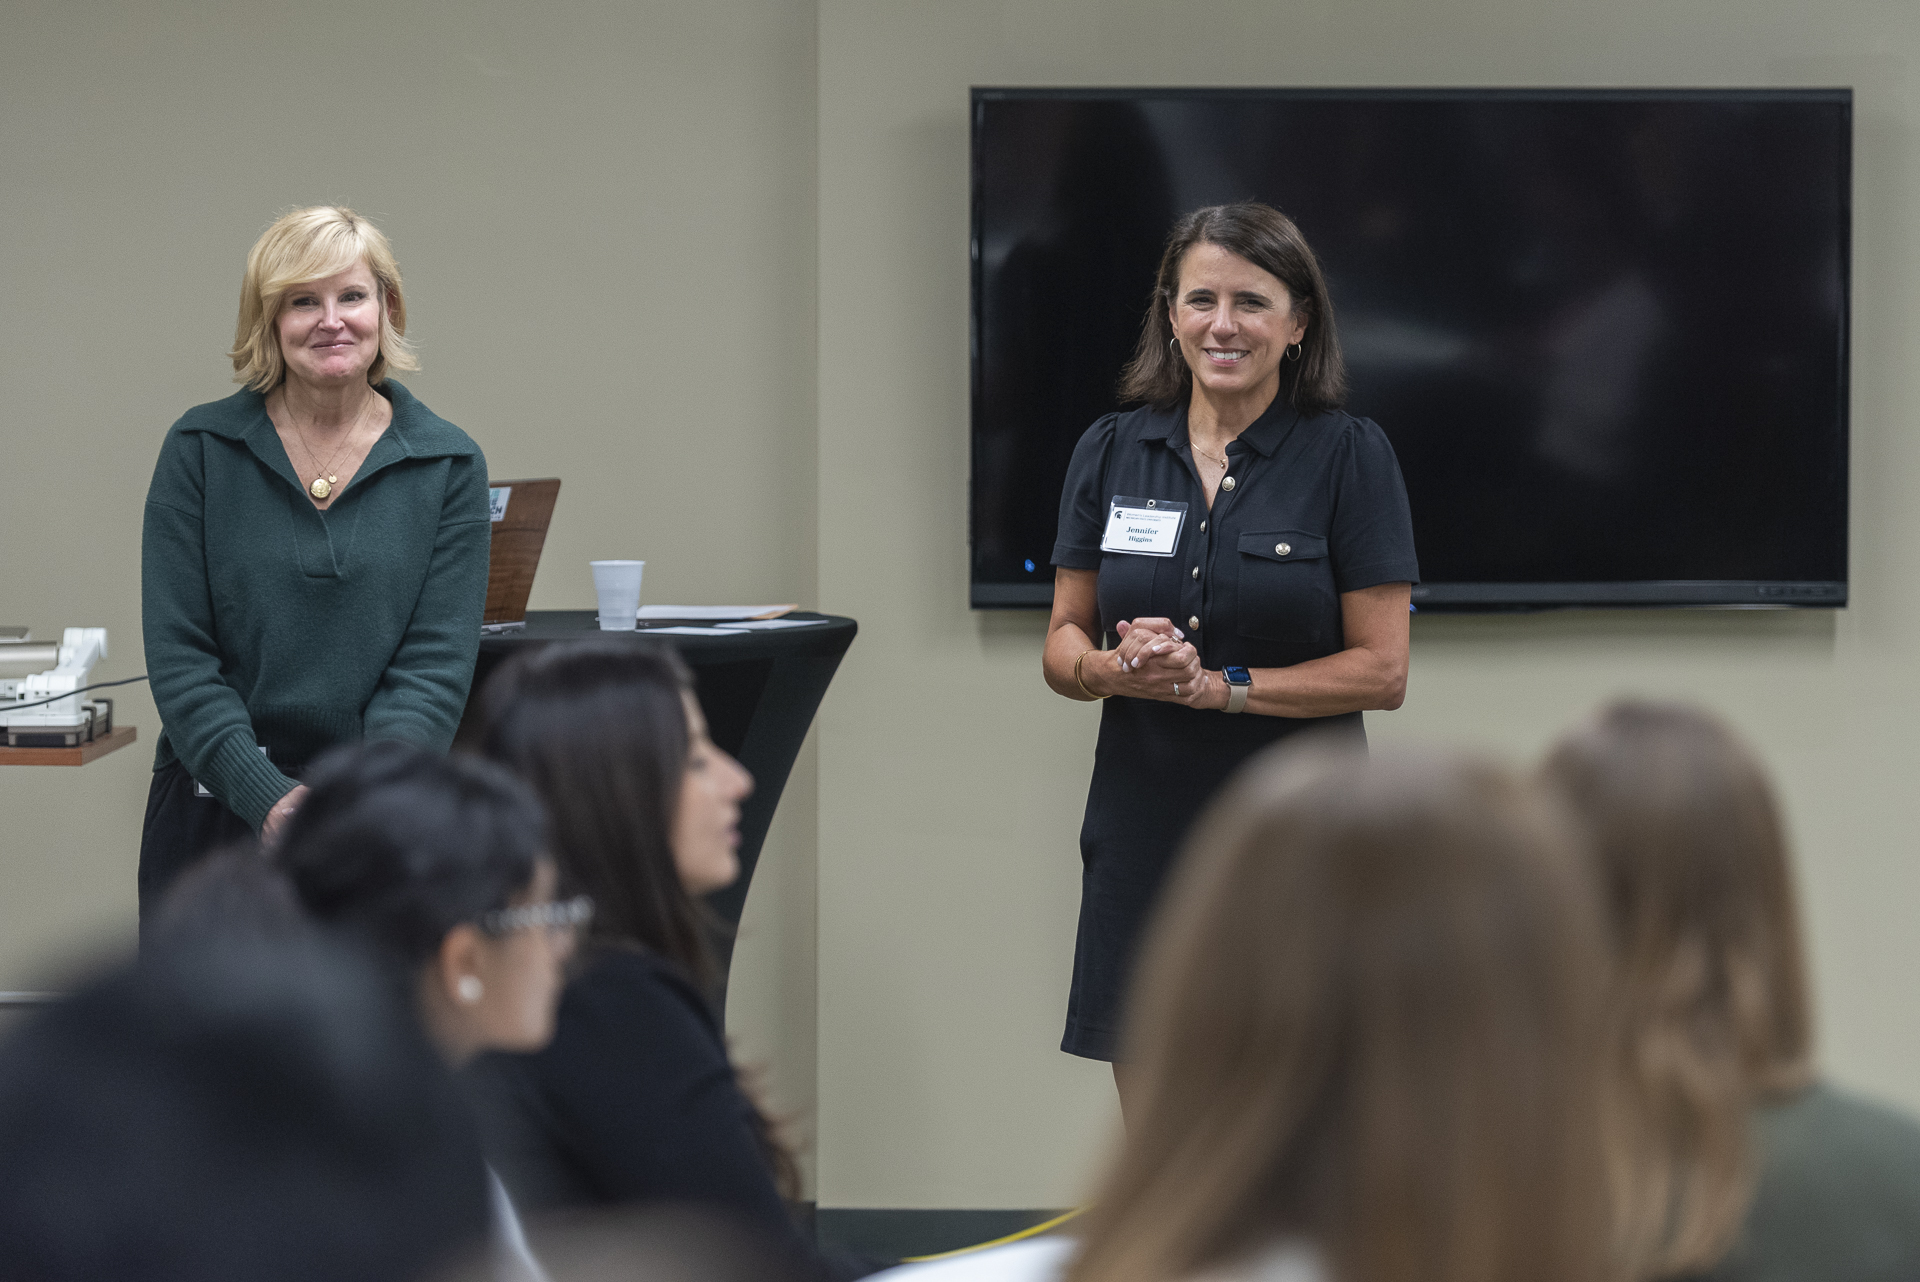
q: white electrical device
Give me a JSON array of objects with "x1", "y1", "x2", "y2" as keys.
[{"x1": 0, "y1": 627, "x2": 115, "y2": 748}]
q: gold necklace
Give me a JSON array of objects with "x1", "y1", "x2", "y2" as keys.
[
  {"x1": 1191, "y1": 440, "x2": 1230, "y2": 471},
  {"x1": 284, "y1": 395, "x2": 367, "y2": 500}
]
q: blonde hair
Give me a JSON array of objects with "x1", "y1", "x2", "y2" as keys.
[
  {"x1": 1069, "y1": 742, "x2": 1613, "y2": 1282},
  {"x1": 1542, "y1": 701, "x2": 1813, "y2": 1280},
  {"x1": 229, "y1": 206, "x2": 417, "y2": 392}
]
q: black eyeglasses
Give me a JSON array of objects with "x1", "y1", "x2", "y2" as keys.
[{"x1": 480, "y1": 895, "x2": 595, "y2": 937}]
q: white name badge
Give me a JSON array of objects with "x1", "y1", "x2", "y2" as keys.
[
  {"x1": 488, "y1": 486, "x2": 512, "y2": 522},
  {"x1": 1101, "y1": 496, "x2": 1188, "y2": 557}
]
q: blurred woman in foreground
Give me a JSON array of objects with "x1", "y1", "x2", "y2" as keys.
[
  {"x1": 275, "y1": 741, "x2": 585, "y2": 1280},
  {"x1": 890, "y1": 743, "x2": 1614, "y2": 1282},
  {"x1": 1544, "y1": 701, "x2": 1920, "y2": 1282},
  {"x1": 0, "y1": 927, "x2": 489, "y2": 1282}
]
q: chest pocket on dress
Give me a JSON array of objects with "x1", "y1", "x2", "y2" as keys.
[{"x1": 1236, "y1": 530, "x2": 1334, "y2": 644}]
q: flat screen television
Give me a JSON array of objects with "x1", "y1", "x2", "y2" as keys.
[{"x1": 970, "y1": 88, "x2": 1851, "y2": 610}]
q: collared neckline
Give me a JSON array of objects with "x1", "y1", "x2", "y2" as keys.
[
  {"x1": 180, "y1": 380, "x2": 475, "y2": 505},
  {"x1": 1139, "y1": 394, "x2": 1304, "y2": 458},
  {"x1": 181, "y1": 380, "x2": 478, "y2": 460}
]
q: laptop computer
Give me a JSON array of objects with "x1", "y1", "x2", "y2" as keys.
[{"x1": 483, "y1": 478, "x2": 560, "y2": 631}]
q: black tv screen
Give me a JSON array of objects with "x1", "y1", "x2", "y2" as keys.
[{"x1": 970, "y1": 88, "x2": 1851, "y2": 609}]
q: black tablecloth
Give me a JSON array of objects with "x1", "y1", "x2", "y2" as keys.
[{"x1": 464, "y1": 611, "x2": 857, "y2": 992}]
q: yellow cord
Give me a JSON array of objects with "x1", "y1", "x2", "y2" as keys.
[{"x1": 900, "y1": 1207, "x2": 1086, "y2": 1263}]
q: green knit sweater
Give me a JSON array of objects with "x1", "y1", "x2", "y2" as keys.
[
  {"x1": 141, "y1": 380, "x2": 490, "y2": 831},
  {"x1": 1701, "y1": 1081, "x2": 1920, "y2": 1282}
]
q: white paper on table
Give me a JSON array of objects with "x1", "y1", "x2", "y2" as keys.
[
  {"x1": 635, "y1": 604, "x2": 796, "y2": 621},
  {"x1": 715, "y1": 618, "x2": 828, "y2": 631},
  {"x1": 646, "y1": 625, "x2": 748, "y2": 636}
]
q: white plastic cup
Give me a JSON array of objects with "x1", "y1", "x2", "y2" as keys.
[{"x1": 590, "y1": 560, "x2": 645, "y2": 631}]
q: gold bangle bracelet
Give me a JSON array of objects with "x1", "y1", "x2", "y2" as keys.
[{"x1": 1074, "y1": 648, "x2": 1109, "y2": 700}]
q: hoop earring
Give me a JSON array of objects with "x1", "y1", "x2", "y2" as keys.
[
  {"x1": 1168, "y1": 336, "x2": 1180, "y2": 355},
  {"x1": 1286, "y1": 342, "x2": 1303, "y2": 362}
]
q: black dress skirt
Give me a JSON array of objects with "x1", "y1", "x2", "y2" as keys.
[
  {"x1": 136, "y1": 762, "x2": 258, "y2": 933},
  {"x1": 1050, "y1": 399, "x2": 1419, "y2": 1060}
]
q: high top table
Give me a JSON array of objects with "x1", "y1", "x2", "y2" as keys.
[{"x1": 463, "y1": 611, "x2": 856, "y2": 991}]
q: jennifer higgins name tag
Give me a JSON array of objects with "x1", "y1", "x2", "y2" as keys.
[{"x1": 1100, "y1": 496, "x2": 1188, "y2": 557}]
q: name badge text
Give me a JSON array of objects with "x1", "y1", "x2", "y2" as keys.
[{"x1": 1101, "y1": 497, "x2": 1186, "y2": 557}]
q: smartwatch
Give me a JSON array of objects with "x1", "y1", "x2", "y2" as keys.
[{"x1": 1223, "y1": 666, "x2": 1252, "y2": 714}]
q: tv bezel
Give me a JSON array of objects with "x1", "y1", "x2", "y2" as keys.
[{"x1": 967, "y1": 86, "x2": 1853, "y2": 612}]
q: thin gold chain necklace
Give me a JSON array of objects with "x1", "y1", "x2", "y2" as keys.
[
  {"x1": 1190, "y1": 438, "x2": 1230, "y2": 471},
  {"x1": 284, "y1": 395, "x2": 370, "y2": 501}
]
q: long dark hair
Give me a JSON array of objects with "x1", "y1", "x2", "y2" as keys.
[
  {"x1": 0, "y1": 930, "x2": 491, "y2": 1280},
  {"x1": 474, "y1": 639, "x2": 714, "y2": 987},
  {"x1": 1119, "y1": 202, "x2": 1347, "y2": 414},
  {"x1": 277, "y1": 741, "x2": 548, "y2": 969},
  {"x1": 474, "y1": 639, "x2": 800, "y2": 1199}
]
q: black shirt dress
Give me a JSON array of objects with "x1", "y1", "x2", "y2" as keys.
[{"x1": 1050, "y1": 396, "x2": 1419, "y2": 1060}]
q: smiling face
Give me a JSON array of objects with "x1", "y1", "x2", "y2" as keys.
[
  {"x1": 670, "y1": 693, "x2": 754, "y2": 896},
  {"x1": 275, "y1": 261, "x2": 384, "y2": 390},
  {"x1": 1168, "y1": 241, "x2": 1308, "y2": 409}
]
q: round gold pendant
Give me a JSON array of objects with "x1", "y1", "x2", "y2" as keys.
[{"x1": 309, "y1": 477, "x2": 333, "y2": 500}]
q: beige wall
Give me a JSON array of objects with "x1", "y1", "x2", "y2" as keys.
[
  {"x1": 0, "y1": 0, "x2": 821, "y2": 1165},
  {"x1": 5, "y1": 0, "x2": 1919, "y2": 1223},
  {"x1": 815, "y1": 0, "x2": 1920, "y2": 1211}
]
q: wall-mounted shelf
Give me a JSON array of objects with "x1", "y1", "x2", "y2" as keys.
[{"x1": 0, "y1": 725, "x2": 137, "y2": 766}]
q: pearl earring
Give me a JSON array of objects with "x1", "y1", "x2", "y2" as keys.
[{"x1": 457, "y1": 975, "x2": 484, "y2": 1004}]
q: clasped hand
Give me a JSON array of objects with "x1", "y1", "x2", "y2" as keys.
[
  {"x1": 259, "y1": 783, "x2": 310, "y2": 845},
  {"x1": 1104, "y1": 618, "x2": 1210, "y2": 707}
]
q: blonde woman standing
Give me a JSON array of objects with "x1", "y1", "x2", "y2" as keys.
[{"x1": 139, "y1": 206, "x2": 490, "y2": 922}]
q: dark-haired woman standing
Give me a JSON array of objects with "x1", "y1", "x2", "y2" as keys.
[
  {"x1": 465, "y1": 640, "x2": 870, "y2": 1278},
  {"x1": 1041, "y1": 203, "x2": 1419, "y2": 1089}
]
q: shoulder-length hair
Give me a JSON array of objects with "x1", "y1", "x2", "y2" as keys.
[
  {"x1": 474, "y1": 639, "x2": 715, "y2": 988},
  {"x1": 1541, "y1": 700, "x2": 1813, "y2": 1279},
  {"x1": 229, "y1": 205, "x2": 419, "y2": 392},
  {"x1": 1118, "y1": 202, "x2": 1346, "y2": 414},
  {"x1": 1068, "y1": 743, "x2": 1611, "y2": 1282}
]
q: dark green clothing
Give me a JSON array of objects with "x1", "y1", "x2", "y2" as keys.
[
  {"x1": 1702, "y1": 1081, "x2": 1920, "y2": 1282},
  {"x1": 141, "y1": 380, "x2": 489, "y2": 832}
]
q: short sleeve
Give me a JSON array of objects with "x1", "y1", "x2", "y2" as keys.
[
  {"x1": 1050, "y1": 414, "x2": 1120, "y2": 570},
  {"x1": 1328, "y1": 419, "x2": 1420, "y2": 594}
]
